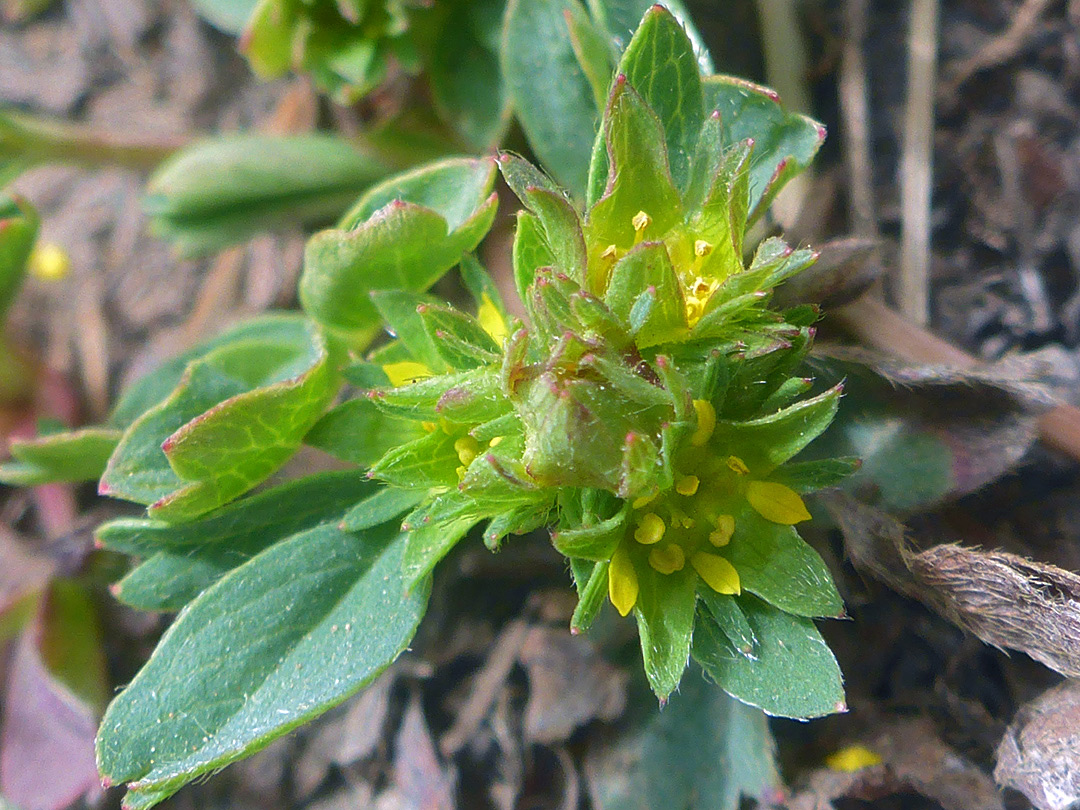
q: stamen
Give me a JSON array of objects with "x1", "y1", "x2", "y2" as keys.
[
  {"x1": 488, "y1": 436, "x2": 503, "y2": 447},
  {"x1": 632, "y1": 210, "x2": 651, "y2": 244},
  {"x1": 709, "y1": 514, "x2": 735, "y2": 546},
  {"x1": 634, "y1": 512, "x2": 666, "y2": 545},
  {"x1": 675, "y1": 474, "x2": 700, "y2": 496},
  {"x1": 601, "y1": 243, "x2": 618, "y2": 260},
  {"x1": 690, "y1": 399, "x2": 716, "y2": 446},
  {"x1": 455, "y1": 436, "x2": 480, "y2": 466},
  {"x1": 649, "y1": 544, "x2": 686, "y2": 574},
  {"x1": 694, "y1": 240, "x2": 714, "y2": 257},
  {"x1": 726, "y1": 455, "x2": 750, "y2": 475}
]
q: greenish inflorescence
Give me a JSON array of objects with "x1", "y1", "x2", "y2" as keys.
[{"x1": 359, "y1": 7, "x2": 855, "y2": 704}]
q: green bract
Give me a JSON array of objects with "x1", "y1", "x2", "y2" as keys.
[{"x1": 0, "y1": 6, "x2": 855, "y2": 807}]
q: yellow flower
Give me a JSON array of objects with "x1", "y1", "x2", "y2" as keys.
[
  {"x1": 746, "y1": 480, "x2": 811, "y2": 524},
  {"x1": 609, "y1": 546, "x2": 639, "y2": 617}
]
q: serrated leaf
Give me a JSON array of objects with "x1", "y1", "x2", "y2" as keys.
[
  {"x1": 587, "y1": 4, "x2": 703, "y2": 199},
  {"x1": 698, "y1": 589, "x2": 757, "y2": 658},
  {"x1": 305, "y1": 397, "x2": 426, "y2": 467},
  {"x1": 103, "y1": 472, "x2": 374, "y2": 611},
  {"x1": 692, "y1": 594, "x2": 845, "y2": 719},
  {"x1": 341, "y1": 486, "x2": 428, "y2": 533},
  {"x1": 701, "y1": 76, "x2": 825, "y2": 223},
  {"x1": 502, "y1": 0, "x2": 598, "y2": 197},
  {"x1": 419, "y1": 302, "x2": 500, "y2": 368},
  {"x1": 145, "y1": 135, "x2": 390, "y2": 257},
  {"x1": 0, "y1": 428, "x2": 120, "y2": 486},
  {"x1": 97, "y1": 524, "x2": 428, "y2": 808},
  {"x1": 100, "y1": 318, "x2": 337, "y2": 520},
  {"x1": 585, "y1": 668, "x2": 779, "y2": 810},
  {"x1": 634, "y1": 565, "x2": 696, "y2": 700},
  {"x1": 300, "y1": 158, "x2": 498, "y2": 346},
  {"x1": 726, "y1": 508, "x2": 842, "y2": 617},
  {"x1": 401, "y1": 515, "x2": 478, "y2": 591},
  {"x1": 766, "y1": 457, "x2": 860, "y2": 494}
]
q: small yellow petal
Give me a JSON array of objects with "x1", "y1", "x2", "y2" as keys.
[
  {"x1": 28, "y1": 243, "x2": 71, "y2": 281},
  {"x1": 709, "y1": 514, "x2": 735, "y2": 546},
  {"x1": 609, "y1": 547, "x2": 639, "y2": 616},
  {"x1": 746, "y1": 481, "x2": 812, "y2": 524},
  {"x1": 675, "y1": 474, "x2": 699, "y2": 496},
  {"x1": 477, "y1": 293, "x2": 507, "y2": 346},
  {"x1": 691, "y1": 552, "x2": 741, "y2": 595},
  {"x1": 634, "y1": 512, "x2": 666, "y2": 545},
  {"x1": 454, "y1": 436, "x2": 480, "y2": 466},
  {"x1": 382, "y1": 361, "x2": 431, "y2": 387},
  {"x1": 826, "y1": 745, "x2": 883, "y2": 773},
  {"x1": 690, "y1": 399, "x2": 716, "y2": 446},
  {"x1": 632, "y1": 491, "x2": 657, "y2": 509},
  {"x1": 648, "y1": 544, "x2": 685, "y2": 574},
  {"x1": 726, "y1": 455, "x2": 750, "y2": 475}
]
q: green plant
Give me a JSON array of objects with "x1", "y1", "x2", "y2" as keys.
[{"x1": 1, "y1": 5, "x2": 852, "y2": 807}]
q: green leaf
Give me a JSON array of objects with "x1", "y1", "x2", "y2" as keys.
[
  {"x1": 187, "y1": 0, "x2": 258, "y2": 33},
  {"x1": 586, "y1": 0, "x2": 713, "y2": 72},
  {"x1": 633, "y1": 566, "x2": 696, "y2": 700},
  {"x1": 368, "y1": 429, "x2": 459, "y2": 489},
  {"x1": 726, "y1": 508, "x2": 842, "y2": 617},
  {"x1": 418, "y1": 302, "x2": 500, "y2": 368},
  {"x1": 300, "y1": 158, "x2": 498, "y2": 346},
  {"x1": 589, "y1": 4, "x2": 703, "y2": 197},
  {"x1": 100, "y1": 318, "x2": 337, "y2": 520},
  {"x1": 502, "y1": 0, "x2": 599, "y2": 197},
  {"x1": 570, "y1": 559, "x2": 609, "y2": 633},
  {"x1": 241, "y1": 0, "x2": 295, "y2": 77},
  {"x1": 0, "y1": 193, "x2": 37, "y2": 321},
  {"x1": 512, "y1": 211, "x2": 556, "y2": 302},
  {"x1": 565, "y1": 2, "x2": 616, "y2": 111},
  {"x1": 723, "y1": 383, "x2": 842, "y2": 474},
  {"x1": 586, "y1": 78, "x2": 681, "y2": 271},
  {"x1": 692, "y1": 595, "x2": 845, "y2": 719},
  {"x1": 701, "y1": 76, "x2": 825, "y2": 223},
  {"x1": 585, "y1": 669, "x2": 779, "y2": 810},
  {"x1": 38, "y1": 580, "x2": 108, "y2": 711},
  {"x1": 604, "y1": 242, "x2": 687, "y2": 347},
  {"x1": 370, "y1": 290, "x2": 446, "y2": 372},
  {"x1": 0, "y1": 428, "x2": 120, "y2": 486},
  {"x1": 429, "y1": 0, "x2": 511, "y2": 149},
  {"x1": 97, "y1": 524, "x2": 428, "y2": 807},
  {"x1": 145, "y1": 135, "x2": 391, "y2": 257},
  {"x1": 340, "y1": 486, "x2": 427, "y2": 532},
  {"x1": 305, "y1": 398, "x2": 426, "y2": 467},
  {"x1": 688, "y1": 138, "x2": 752, "y2": 279},
  {"x1": 767, "y1": 457, "x2": 860, "y2": 494},
  {"x1": 401, "y1": 515, "x2": 478, "y2": 591},
  {"x1": 103, "y1": 472, "x2": 374, "y2": 611}
]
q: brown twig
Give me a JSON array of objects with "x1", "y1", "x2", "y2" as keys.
[
  {"x1": 833, "y1": 296, "x2": 1080, "y2": 462},
  {"x1": 897, "y1": 0, "x2": 939, "y2": 326},
  {"x1": 839, "y1": 0, "x2": 876, "y2": 241}
]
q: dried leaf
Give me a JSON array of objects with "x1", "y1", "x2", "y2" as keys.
[
  {"x1": 519, "y1": 626, "x2": 627, "y2": 744},
  {"x1": 394, "y1": 695, "x2": 456, "y2": 810},
  {"x1": 995, "y1": 679, "x2": 1080, "y2": 810},
  {"x1": 825, "y1": 491, "x2": 1080, "y2": 677}
]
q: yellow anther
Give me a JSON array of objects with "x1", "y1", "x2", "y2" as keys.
[
  {"x1": 675, "y1": 474, "x2": 699, "y2": 496},
  {"x1": 746, "y1": 480, "x2": 812, "y2": 524},
  {"x1": 28, "y1": 243, "x2": 71, "y2": 281},
  {"x1": 421, "y1": 421, "x2": 438, "y2": 433},
  {"x1": 694, "y1": 240, "x2": 714, "y2": 257},
  {"x1": 726, "y1": 455, "x2": 750, "y2": 475},
  {"x1": 691, "y1": 552, "x2": 741, "y2": 595},
  {"x1": 648, "y1": 544, "x2": 685, "y2": 574},
  {"x1": 609, "y1": 546, "x2": 639, "y2": 616},
  {"x1": 382, "y1": 361, "x2": 432, "y2": 387},
  {"x1": 454, "y1": 436, "x2": 480, "y2": 466},
  {"x1": 690, "y1": 399, "x2": 716, "y2": 446},
  {"x1": 488, "y1": 436, "x2": 503, "y2": 447},
  {"x1": 685, "y1": 297, "x2": 706, "y2": 327},
  {"x1": 826, "y1": 746, "x2": 883, "y2": 773},
  {"x1": 632, "y1": 210, "x2": 651, "y2": 232},
  {"x1": 601, "y1": 243, "x2": 618, "y2": 260},
  {"x1": 632, "y1": 491, "x2": 657, "y2": 509},
  {"x1": 455, "y1": 465, "x2": 467, "y2": 481},
  {"x1": 634, "y1": 512, "x2": 666, "y2": 545},
  {"x1": 709, "y1": 514, "x2": 735, "y2": 547}
]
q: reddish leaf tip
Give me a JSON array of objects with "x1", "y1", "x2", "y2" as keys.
[
  {"x1": 569, "y1": 625, "x2": 581, "y2": 635},
  {"x1": 97, "y1": 481, "x2": 112, "y2": 496},
  {"x1": 835, "y1": 701, "x2": 849, "y2": 713},
  {"x1": 709, "y1": 110, "x2": 721, "y2": 120},
  {"x1": 108, "y1": 583, "x2": 121, "y2": 597},
  {"x1": 615, "y1": 73, "x2": 627, "y2": 87}
]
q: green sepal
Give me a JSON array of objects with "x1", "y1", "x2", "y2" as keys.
[
  {"x1": 618, "y1": 430, "x2": 661, "y2": 500},
  {"x1": 418, "y1": 302, "x2": 500, "y2": 368},
  {"x1": 692, "y1": 595, "x2": 845, "y2": 719},
  {"x1": 0, "y1": 428, "x2": 120, "y2": 486},
  {"x1": 689, "y1": 139, "x2": 752, "y2": 279},
  {"x1": 401, "y1": 515, "x2": 478, "y2": 591},
  {"x1": 725, "y1": 509, "x2": 843, "y2": 618},
  {"x1": 304, "y1": 398, "x2": 426, "y2": 467},
  {"x1": 604, "y1": 242, "x2": 687, "y2": 347},
  {"x1": 551, "y1": 506, "x2": 628, "y2": 561},
  {"x1": 570, "y1": 559, "x2": 608, "y2": 634},
  {"x1": 369, "y1": 367, "x2": 508, "y2": 424},
  {"x1": 698, "y1": 589, "x2": 758, "y2": 659},
  {"x1": 720, "y1": 240, "x2": 818, "y2": 301},
  {"x1": 368, "y1": 428, "x2": 460, "y2": 490},
  {"x1": 767, "y1": 457, "x2": 860, "y2": 494},
  {"x1": 340, "y1": 486, "x2": 428, "y2": 533},
  {"x1": 634, "y1": 564, "x2": 696, "y2": 701},
  {"x1": 483, "y1": 504, "x2": 550, "y2": 550},
  {"x1": 300, "y1": 158, "x2": 498, "y2": 346}
]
